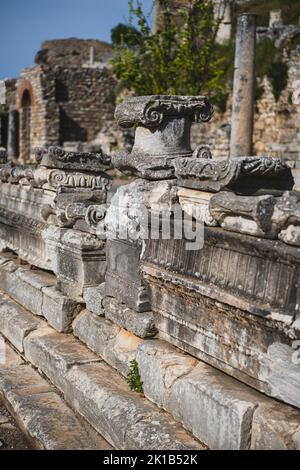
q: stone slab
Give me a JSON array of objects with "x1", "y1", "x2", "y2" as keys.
[
  {"x1": 0, "y1": 257, "x2": 82, "y2": 332},
  {"x1": 0, "y1": 293, "x2": 46, "y2": 352},
  {"x1": 103, "y1": 296, "x2": 157, "y2": 338},
  {"x1": 83, "y1": 283, "x2": 106, "y2": 316},
  {"x1": 73, "y1": 310, "x2": 142, "y2": 376},
  {"x1": 251, "y1": 401, "x2": 300, "y2": 450},
  {"x1": 137, "y1": 340, "x2": 263, "y2": 450},
  {"x1": 136, "y1": 339, "x2": 198, "y2": 408},
  {"x1": 65, "y1": 362, "x2": 203, "y2": 450},
  {"x1": 24, "y1": 327, "x2": 100, "y2": 392},
  {"x1": 0, "y1": 363, "x2": 111, "y2": 450},
  {"x1": 11, "y1": 313, "x2": 203, "y2": 450},
  {"x1": 41, "y1": 285, "x2": 83, "y2": 332}
]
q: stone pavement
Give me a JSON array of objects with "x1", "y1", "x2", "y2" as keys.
[{"x1": 0, "y1": 396, "x2": 34, "y2": 450}]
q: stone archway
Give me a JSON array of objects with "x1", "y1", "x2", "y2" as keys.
[{"x1": 20, "y1": 89, "x2": 31, "y2": 162}]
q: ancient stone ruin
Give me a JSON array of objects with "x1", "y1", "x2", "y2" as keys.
[
  {"x1": 0, "y1": 84, "x2": 299, "y2": 450},
  {"x1": 0, "y1": 38, "x2": 129, "y2": 163}
]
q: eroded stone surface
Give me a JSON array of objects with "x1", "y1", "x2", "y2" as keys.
[
  {"x1": 0, "y1": 363, "x2": 111, "y2": 450},
  {"x1": 103, "y1": 297, "x2": 157, "y2": 338},
  {"x1": 24, "y1": 327, "x2": 100, "y2": 391},
  {"x1": 73, "y1": 310, "x2": 142, "y2": 376},
  {"x1": 0, "y1": 293, "x2": 46, "y2": 352},
  {"x1": 136, "y1": 339, "x2": 197, "y2": 408},
  {"x1": 65, "y1": 362, "x2": 203, "y2": 450},
  {"x1": 83, "y1": 283, "x2": 106, "y2": 316},
  {"x1": 251, "y1": 401, "x2": 300, "y2": 450}
]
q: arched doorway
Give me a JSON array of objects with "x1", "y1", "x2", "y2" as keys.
[{"x1": 21, "y1": 89, "x2": 31, "y2": 162}]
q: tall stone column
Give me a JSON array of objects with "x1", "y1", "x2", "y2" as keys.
[
  {"x1": 7, "y1": 110, "x2": 19, "y2": 159},
  {"x1": 230, "y1": 14, "x2": 256, "y2": 158}
]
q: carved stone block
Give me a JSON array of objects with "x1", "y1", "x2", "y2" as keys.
[
  {"x1": 141, "y1": 229, "x2": 300, "y2": 408},
  {"x1": 105, "y1": 239, "x2": 150, "y2": 312},
  {"x1": 174, "y1": 156, "x2": 294, "y2": 194},
  {"x1": 113, "y1": 95, "x2": 213, "y2": 180},
  {"x1": 35, "y1": 146, "x2": 111, "y2": 172},
  {"x1": 44, "y1": 226, "x2": 106, "y2": 301}
]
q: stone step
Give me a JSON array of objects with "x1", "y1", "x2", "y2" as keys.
[
  {"x1": 72, "y1": 308, "x2": 300, "y2": 450},
  {"x1": 0, "y1": 253, "x2": 82, "y2": 332},
  {"x1": 0, "y1": 290, "x2": 204, "y2": 450},
  {"x1": 0, "y1": 336, "x2": 112, "y2": 450}
]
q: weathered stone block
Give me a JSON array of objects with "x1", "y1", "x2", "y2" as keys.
[
  {"x1": 141, "y1": 229, "x2": 300, "y2": 408},
  {"x1": 0, "y1": 293, "x2": 45, "y2": 352},
  {"x1": 65, "y1": 362, "x2": 203, "y2": 450},
  {"x1": 251, "y1": 402, "x2": 300, "y2": 450},
  {"x1": 209, "y1": 191, "x2": 277, "y2": 238},
  {"x1": 83, "y1": 283, "x2": 106, "y2": 316},
  {"x1": 0, "y1": 364, "x2": 111, "y2": 449},
  {"x1": 73, "y1": 310, "x2": 142, "y2": 376},
  {"x1": 136, "y1": 339, "x2": 197, "y2": 408},
  {"x1": 168, "y1": 362, "x2": 261, "y2": 450},
  {"x1": 103, "y1": 296, "x2": 157, "y2": 338},
  {"x1": 178, "y1": 188, "x2": 217, "y2": 226},
  {"x1": 41, "y1": 285, "x2": 83, "y2": 332},
  {"x1": 44, "y1": 226, "x2": 106, "y2": 301},
  {"x1": 105, "y1": 239, "x2": 150, "y2": 312},
  {"x1": 24, "y1": 327, "x2": 100, "y2": 391}
]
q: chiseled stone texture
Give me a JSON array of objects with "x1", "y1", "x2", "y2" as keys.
[
  {"x1": 251, "y1": 401, "x2": 300, "y2": 450},
  {"x1": 0, "y1": 362, "x2": 111, "y2": 449},
  {"x1": 24, "y1": 327, "x2": 100, "y2": 392},
  {"x1": 73, "y1": 310, "x2": 142, "y2": 376},
  {"x1": 136, "y1": 340, "x2": 197, "y2": 408},
  {"x1": 0, "y1": 293, "x2": 46, "y2": 352},
  {"x1": 103, "y1": 296, "x2": 157, "y2": 339},
  {"x1": 83, "y1": 283, "x2": 106, "y2": 316},
  {"x1": 168, "y1": 362, "x2": 260, "y2": 450},
  {"x1": 65, "y1": 362, "x2": 203, "y2": 450},
  {"x1": 0, "y1": 255, "x2": 83, "y2": 332},
  {"x1": 136, "y1": 339, "x2": 261, "y2": 450},
  {"x1": 41, "y1": 286, "x2": 83, "y2": 332}
]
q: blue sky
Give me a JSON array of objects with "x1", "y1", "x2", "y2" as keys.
[{"x1": 0, "y1": 0, "x2": 154, "y2": 79}]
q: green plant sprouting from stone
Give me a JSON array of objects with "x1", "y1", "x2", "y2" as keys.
[{"x1": 127, "y1": 359, "x2": 143, "y2": 393}]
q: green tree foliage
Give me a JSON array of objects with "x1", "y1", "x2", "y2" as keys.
[
  {"x1": 255, "y1": 38, "x2": 289, "y2": 101},
  {"x1": 111, "y1": 23, "x2": 142, "y2": 47},
  {"x1": 111, "y1": 0, "x2": 229, "y2": 101}
]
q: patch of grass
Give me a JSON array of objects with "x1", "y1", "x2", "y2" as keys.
[{"x1": 127, "y1": 359, "x2": 143, "y2": 393}]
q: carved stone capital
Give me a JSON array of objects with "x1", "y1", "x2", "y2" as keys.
[
  {"x1": 115, "y1": 95, "x2": 213, "y2": 128},
  {"x1": 34, "y1": 146, "x2": 111, "y2": 172},
  {"x1": 114, "y1": 95, "x2": 213, "y2": 180}
]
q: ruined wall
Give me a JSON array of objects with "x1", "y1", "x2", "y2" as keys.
[
  {"x1": 192, "y1": 49, "x2": 300, "y2": 166},
  {"x1": 51, "y1": 66, "x2": 117, "y2": 145},
  {"x1": 35, "y1": 38, "x2": 113, "y2": 68},
  {"x1": 17, "y1": 66, "x2": 59, "y2": 161}
]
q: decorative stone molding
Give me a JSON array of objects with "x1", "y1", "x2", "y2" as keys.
[
  {"x1": 174, "y1": 156, "x2": 294, "y2": 194},
  {"x1": 34, "y1": 145, "x2": 111, "y2": 171},
  {"x1": 115, "y1": 95, "x2": 213, "y2": 128},
  {"x1": 113, "y1": 95, "x2": 213, "y2": 180}
]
